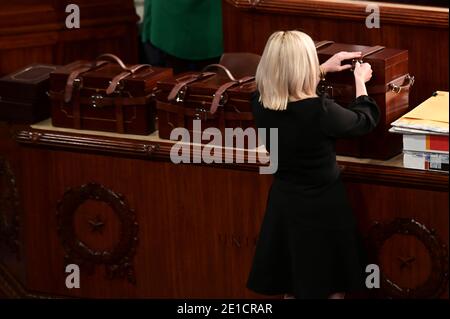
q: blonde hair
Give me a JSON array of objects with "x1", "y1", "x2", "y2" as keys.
[{"x1": 256, "y1": 30, "x2": 320, "y2": 111}]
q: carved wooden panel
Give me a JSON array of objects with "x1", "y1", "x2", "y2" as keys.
[
  {"x1": 0, "y1": 157, "x2": 20, "y2": 256},
  {"x1": 345, "y1": 180, "x2": 449, "y2": 299},
  {"x1": 0, "y1": 262, "x2": 58, "y2": 299},
  {"x1": 57, "y1": 182, "x2": 138, "y2": 284},
  {"x1": 2, "y1": 128, "x2": 447, "y2": 298},
  {"x1": 368, "y1": 218, "x2": 448, "y2": 298}
]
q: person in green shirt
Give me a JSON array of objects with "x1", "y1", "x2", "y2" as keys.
[{"x1": 141, "y1": 0, "x2": 224, "y2": 74}]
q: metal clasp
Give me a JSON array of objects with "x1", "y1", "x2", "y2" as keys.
[
  {"x1": 194, "y1": 107, "x2": 208, "y2": 121},
  {"x1": 176, "y1": 88, "x2": 186, "y2": 103},
  {"x1": 351, "y1": 59, "x2": 364, "y2": 71},
  {"x1": 112, "y1": 80, "x2": 125, "y2": 93},
  {"x1": 317, "y1": 81, "x2": 333, "y2": 98},
  {"x1": 90, "y1": 94, "x2": 104, "y2": 108},
  {"x1": 213, "y1": 93, "x2": 229, "y2": 107},
  {"x1": 73, "y1": 78, "x2": 82, "y2": 89}
]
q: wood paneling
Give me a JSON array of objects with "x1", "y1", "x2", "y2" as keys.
[
  {"x1": 16, "y1": 147, "x2": 272, "y2": 298},
  {"x1": 345, "y1": 181, "x2": 449, "y2": 298},
  {"x1": 0, "y1": 128, "x2": 447, "y2": 298},
  {"x1": 222, "y1": 0, "x2": 449, "y2": 109},
  {"x1": 0, "y1": 0, "x2": 447, "y2": 299},
  {"x1": 14, "y1": 130, "x2": 449, "y2": 190},
  {"x1": 0, "y1": 124, "x2": 27, "y2": 290},
  {"x1": 0, "y1": 0, "x2": 139, "y2": 76}
]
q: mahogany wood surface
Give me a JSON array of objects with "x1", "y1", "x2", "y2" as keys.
[
  {"x1": 0, "y1": 0, "x2": 448, "y2": 298},
  {"x1": 0, "y1": 0, "x2": 139, "y2": 77},
  {"x1": 0, "y1": 125, "x2": 447, "y2": 299}
]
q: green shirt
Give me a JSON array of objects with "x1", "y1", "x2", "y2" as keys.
[{"x1": 141, "y1": 0, "x2": 223, "y2": 61}]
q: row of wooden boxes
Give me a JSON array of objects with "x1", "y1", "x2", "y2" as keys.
[{"x1": 0, "y1": 42, "x2": 414, "y2": 159}]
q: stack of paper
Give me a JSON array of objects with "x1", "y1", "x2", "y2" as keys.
[{"x1": 390, "y1": 91, "x2": 449, "y2": 172}]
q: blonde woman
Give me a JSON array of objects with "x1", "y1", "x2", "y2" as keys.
[{"x1": 247, "y1": 31, "x2": 379, "y2": 299}]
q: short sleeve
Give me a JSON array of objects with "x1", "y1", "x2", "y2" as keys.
[{"x1": 319, "y1": 95, "x2": 380, "y2": 138}]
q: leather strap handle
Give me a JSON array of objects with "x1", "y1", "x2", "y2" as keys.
[
  {"x1": 64, "y1": 61, "x2": 108, "y2": 103},
  {"x1": 94, "y1": 53, "x2": 153, "y2": 95},
  {"x1": 64, "y1": 66, "x2": 91, "y2": 103},
  {"x1": 105, "y1": 64, "x2": 153, "y2": 95},
  {"x1": 317, "y1": 73, "x2": 415, "y2": 98},
  {"x1": 315, "y1": 40, "x2": 335, "y2": 50},
  {"x1": 388, "y1": 74, "x2": 415, "y2": 94},
  {"x1": 64, "y1": 54, "x2": 145, "y2": 103},
  {"x1": 210, "y1": 76, "x2": 255, "y2": 114},
  {"x1": 94, "y1": 54, "x2": 132, "y2": 72},
  {"x1": 167, "y1": 72, "x2": 216, "y2": 102},
  {"x1": 202, "y1": 64, "x2": 236, "y2": 81}
]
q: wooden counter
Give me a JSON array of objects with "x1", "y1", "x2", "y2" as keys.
[{"x1": 0, "y1": 121, "x2": 448, "y2": 298}]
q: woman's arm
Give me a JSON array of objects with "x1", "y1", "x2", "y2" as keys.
[
  {"x1": 320, "y1": 51, "x2": 362, "y2": 74},
  {"x1": 320, "y1": 52, "x2": 372, "y2": 98},
  {"x1": 355, "y1": 77, "x2": 368, "y2": 97},
  {"x1": 321, "y1": 61, "x2": 379, "y2": 137},
  {"x1": 353, "y1": 61, "x2": 372, "y2": 98},
  {"x1": 319, "y1": 60, "x2": 378, "y2": 138},
  {"x1": 319, "y1": 96, "x2": 380, "y2": 138}
]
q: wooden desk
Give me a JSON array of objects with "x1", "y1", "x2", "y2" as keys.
[{"x1": 0, "y1": 121, "x2": 448, "y2": 298}]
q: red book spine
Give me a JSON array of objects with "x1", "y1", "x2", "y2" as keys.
[{"x1": 428, "y1": 135, "x2": 449, "y2": 152}]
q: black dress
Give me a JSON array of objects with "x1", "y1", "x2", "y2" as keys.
[{"x1": 246, "y1": 93, "x2": 380, "y2": 299}]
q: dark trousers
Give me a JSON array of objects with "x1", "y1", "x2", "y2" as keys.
[{"x1": 141, "y1": 42, "x2": 220, "y2": 75}]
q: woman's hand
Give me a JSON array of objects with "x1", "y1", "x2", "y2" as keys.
[
  {"x1": 354, "y1": 62, "x2": 373, "y2": 97},
  {"x1": 320, "y1": 51, "x2": 362, "y2": 74},
  {"x1": 353, "y1": 61, "x2": 373, "y2": 83}
]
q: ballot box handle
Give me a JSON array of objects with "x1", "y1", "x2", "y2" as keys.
[{"x1": 388, "y1": 74, "x2": 415, "y2": 94}]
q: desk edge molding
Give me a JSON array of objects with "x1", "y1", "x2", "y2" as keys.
[
  {"x1": 15, "y1": 129, "x2": 449, "y2": 191},
  {"x1": 224, "y1": 0, "x2": 449, "y2": 28}
]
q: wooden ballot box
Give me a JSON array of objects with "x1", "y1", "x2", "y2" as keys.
[{"x1": 316, "y1": 42, "x2": 413, "y2": 159}]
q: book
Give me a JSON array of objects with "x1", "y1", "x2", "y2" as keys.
[
  {"x1": 403, "y1": 151, "x2": 449, "y2": 172},
  {"x1": 403, "y1": 134, "x2": 449, "y2": 153},
  {"x1": 389, "y1": 126, "x2": 446, "y2": 135}
]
